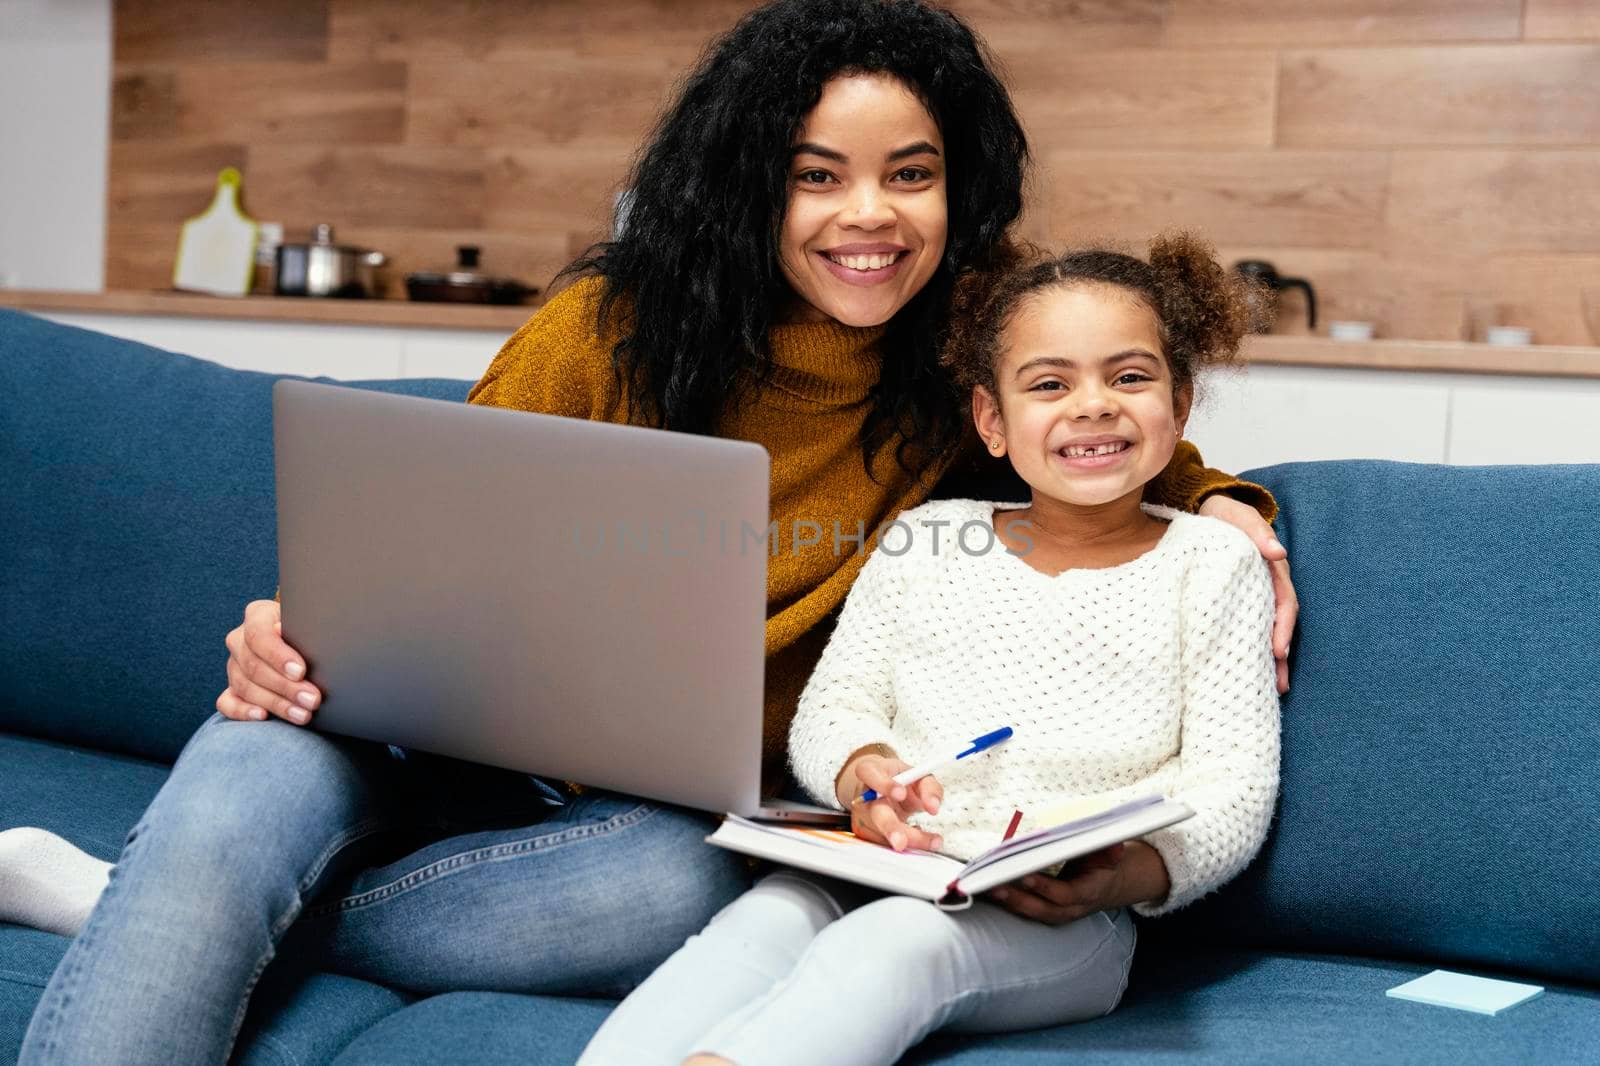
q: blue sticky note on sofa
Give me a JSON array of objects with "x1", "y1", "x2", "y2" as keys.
[{"x1": 1386, "y1": 970, "x2": 1544, "y2": 1015}]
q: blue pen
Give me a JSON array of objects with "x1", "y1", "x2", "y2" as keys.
[{"x1": 859, "y1": 726, "x2": 1013, "y2": 803}]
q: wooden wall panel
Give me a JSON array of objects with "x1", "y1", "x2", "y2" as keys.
[
  {"x1": 484, "y1": 144, "x2": 637, "y2": 235},
  {"x1": 1278, "y1": 45, "x2": 1600, "y2": 147},
  {"x1": 327, "y1": 0, "x2": 581, "y2": 61},
  {"x1": 1386, "y1": 150, "x2": 1600, "y2": 256},
  {"x1": 245, "y1": 147, "x2": 487, "y2": 231},
  {"x1": 115, "y1": 62, "x2": 408, "y2": 145},
  {"x1": 104, "y1": 0, "x2": 1600, "y2": 346},
  {"x1": 105, "y1": 222, "x2": 190, "y2": 291},
  {"x1": 111, "y1": 69, "x2": 179, "y2": 141},
  {"x1": 1161, "y1": 0, "x2": 1521, "y2": 46},
  {"x1": 1525, "y1": 1, "x2": 1600, "y2": 40},
  {"x1": 560, "y1": 0, "x2": 759, "y2": 56},
  {"x1": 115, "y1": 0, "x2": 329, "y2": 63},
  {"x1": 327, "y1": 0, "x2": 749, "y2": 61},
  {"x1": 1043, "y1": 150, "x2": 1389, "y2": 249},
  {"x1": 1006, "y1": 49, "x2": 1276, "y2": 148},
  {"x1": 946, "y1": 0, "x2": 1167, "y2": 50},
  {"x1": 109, "y1": 142, "x2": 250, "y2": 226},
  {"x1": 406, "y1": 57, "x2": 677, "y2": 148},
  {"x1": 1458, "y1": 255, "x2": 1600, "y2": 346},
  {"x1": 1214, "y1": 246, "x2": 1600, "y2": 346}
]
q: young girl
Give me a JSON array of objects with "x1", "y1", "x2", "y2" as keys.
[{"x1": 579, "y1": 233, "x2": 1281, "y2": 1066}]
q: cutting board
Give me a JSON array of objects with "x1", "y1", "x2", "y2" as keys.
[{"x1": 173, "y1": 167, "x2": 258, "y2": 297}]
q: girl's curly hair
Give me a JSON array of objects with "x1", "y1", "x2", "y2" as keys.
[
  {"x1": 561, "y1": 0, "x2": 1028, "y2": 480},
  {"x1": 942, "y1": 232, "x2": 1251, "y2": 398}
]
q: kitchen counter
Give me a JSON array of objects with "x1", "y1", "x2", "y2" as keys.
[
  {"x1": 0, "y1": 288, "x2": 539, "y2": 332},
  {"x1": 4, "y1": 289, "x2": 1599, "y2": 379},
  {"x1": 1235, "y1": 334, "x2": 1600, "y2": 380}
]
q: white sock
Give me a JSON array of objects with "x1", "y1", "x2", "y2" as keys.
[{"x1": 0, "y1": 827, "x2": 113, "y2": 937}]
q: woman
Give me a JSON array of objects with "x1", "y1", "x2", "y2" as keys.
[{"x1": 11, "y1": 2, "x2": 1292, "y2": 1062}]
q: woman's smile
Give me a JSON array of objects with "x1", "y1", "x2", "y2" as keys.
[{"x1": 816, "y1": 245, "x2": 912, "y2": 286}]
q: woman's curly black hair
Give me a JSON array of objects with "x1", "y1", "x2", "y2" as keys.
[
  {"x1": 561, "y1": 0, "x2": 1028, "y2": 480},
  {"x1": 942, "y1": 233, "x2": 1252, "y2": 398}
]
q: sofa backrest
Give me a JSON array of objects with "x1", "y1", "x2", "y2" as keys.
[
  {"x1": 1156, "y1": 459, "x2": 1600, "y2": 987},
  {"x1": 0, "y1": 310, "x2": 472, "y2": 763}
]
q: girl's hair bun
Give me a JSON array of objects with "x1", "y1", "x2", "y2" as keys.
[{"x1": 1147, "y1": 231, "x2": 1252, "y2": 384}]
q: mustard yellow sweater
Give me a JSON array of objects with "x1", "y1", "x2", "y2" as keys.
[{"x1": 468, "y1": 277, "x2": 1275, "y2": 775}]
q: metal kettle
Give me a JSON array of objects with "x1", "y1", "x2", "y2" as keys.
[{"x1": 1233, "y1": 260, "x2": 1317, "y2": 333}]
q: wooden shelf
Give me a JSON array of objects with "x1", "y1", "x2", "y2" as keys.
[
  {"x1": 1242, "y1": 335, "x2": 1600, "y2": 380},
  {"x1": 0, "y1": 288, "x2": 539, "y2": 332}
]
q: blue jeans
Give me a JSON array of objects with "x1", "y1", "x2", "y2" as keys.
[
  {"x1": 18, "y1": 714, "x2": 750, "y2": 1065},
  {"x1": 579, "y1": 870, "x2": 1137, "y2": 1066}
]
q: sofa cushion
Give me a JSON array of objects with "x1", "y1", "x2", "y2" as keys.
[
  {"x1": 230, "y1": 968, "x2": 410, "y2": 1066},
  {"x1": 0, "y1": 309, "x2": 471, "y2": 763},
  {"x1": 0, "y1": 927, "x2": 406, "y2": 1066},
  {"x1": 321, "y1": 949, "x2": 1599, "y2": 1065},
  {"x1": 905, "y1": 947, "x2": 1600, "y2": 1065},
  {"x1": 0, "y1": 733, "x2": 168, "y2": 859},
  {"x1": 1153, "y1": 461, "x2": 1600, "y2": 988},
  {"x1": 329, "y1": 991, "x2": 611, "y2": 1065},
  {"x1": 0, "y1": 733, "x2": 164, "y2": 1051}
]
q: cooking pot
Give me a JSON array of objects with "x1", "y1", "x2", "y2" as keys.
[
  {"x1": 275, "y1": 224, "x2": 387, "y2": 298},
  {"x1": 406, "y1": 246, "x2": 538, "y2": 305}
]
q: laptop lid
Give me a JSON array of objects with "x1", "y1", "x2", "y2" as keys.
[{"x1": 272, "y1": 379, "x2": 768, "y2": 815}]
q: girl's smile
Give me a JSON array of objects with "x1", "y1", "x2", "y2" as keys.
[
  {"x1": 779, "y1": 73, "x2": 948, "y2": 326},
  {"x1": 1051, "y1": 436, "x2": 1134, "y2": 468}
]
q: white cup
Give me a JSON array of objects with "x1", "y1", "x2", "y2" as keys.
[
  {"x1": 1328, "y1": 320, "x2": 1375, "y2": 342},
  {"x1": 1485, "y1": 326, "x2": 1533, "y2": 347}
]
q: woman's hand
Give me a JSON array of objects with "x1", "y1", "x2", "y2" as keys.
[
  {"x1": 839, "y1": 753, "x2": 944, "y2": 853},
  {"x1": 217, "y1": 599, "x2": 321, "y2": 725},
  {"x1": 1198, "y1": 494, "x2": 1298, "y2": 693},
  {"x1": 988, "y1": 841, "x2": 1169, "y2": 925}
]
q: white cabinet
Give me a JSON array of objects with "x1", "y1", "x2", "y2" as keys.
[
  {"x1": 1186, "y1": 365, "x2": 1451, "y2": 470},
  {"x1": 1446, "y1": 379, "x2": 1600, "y2": 465},
  {"x1": 1187, "y1": 364, "x2": 1600, "y2": 469},
  {"x1": 39, "y1": 311, "x2": 507, "y2": 382}
]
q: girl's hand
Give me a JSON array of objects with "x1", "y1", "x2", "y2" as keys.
[
  {"x1": 217, "y1": 599, "x2": 322, "y2": 725},
  {"x1": 1197, "y1": 494, "x2": 1298, "y2": 694},
  {"x1": 840, "y1": 753, "x2": 944, "y2": 853},
  {"x1": 988, "y1": 841, "x2": 1170, "y2": 925}
]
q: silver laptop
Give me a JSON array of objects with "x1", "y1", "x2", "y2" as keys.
[{"x1": 273, "y1": 379, "x2": 838, "y2": 822}]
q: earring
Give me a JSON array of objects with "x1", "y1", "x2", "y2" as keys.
[{"x1": 990, "y1": 439, "x2": 1003, "y2": 450}]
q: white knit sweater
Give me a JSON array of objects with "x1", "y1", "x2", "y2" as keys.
[{"x1": 788, "y1": 498, "x2": 1280, "y2": 916}]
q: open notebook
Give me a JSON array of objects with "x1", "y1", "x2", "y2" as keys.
[{"x1": 711, "y1": 794, "x2": 1192, "y2": 909}]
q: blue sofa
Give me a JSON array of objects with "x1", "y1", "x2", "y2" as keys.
[{"x1": 2, "y1": 308, "x2": 1597, "y2": 1064}]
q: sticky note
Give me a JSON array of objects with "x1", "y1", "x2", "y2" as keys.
[{"x1": 1386, "y1": 969, "x2": 1544, "y2": 1016}]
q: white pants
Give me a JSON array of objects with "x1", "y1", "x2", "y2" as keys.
[{"x1": 578, "y1": 870, "x2": 1138, "y2": 1066}]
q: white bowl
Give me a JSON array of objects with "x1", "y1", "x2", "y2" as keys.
[
  {"x1": 1485, "y1": 326, "x2": 1533, "y2": 347},
  {"x1": 1328, "y1": 320, "x2": 1375, "y2": 342}
]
